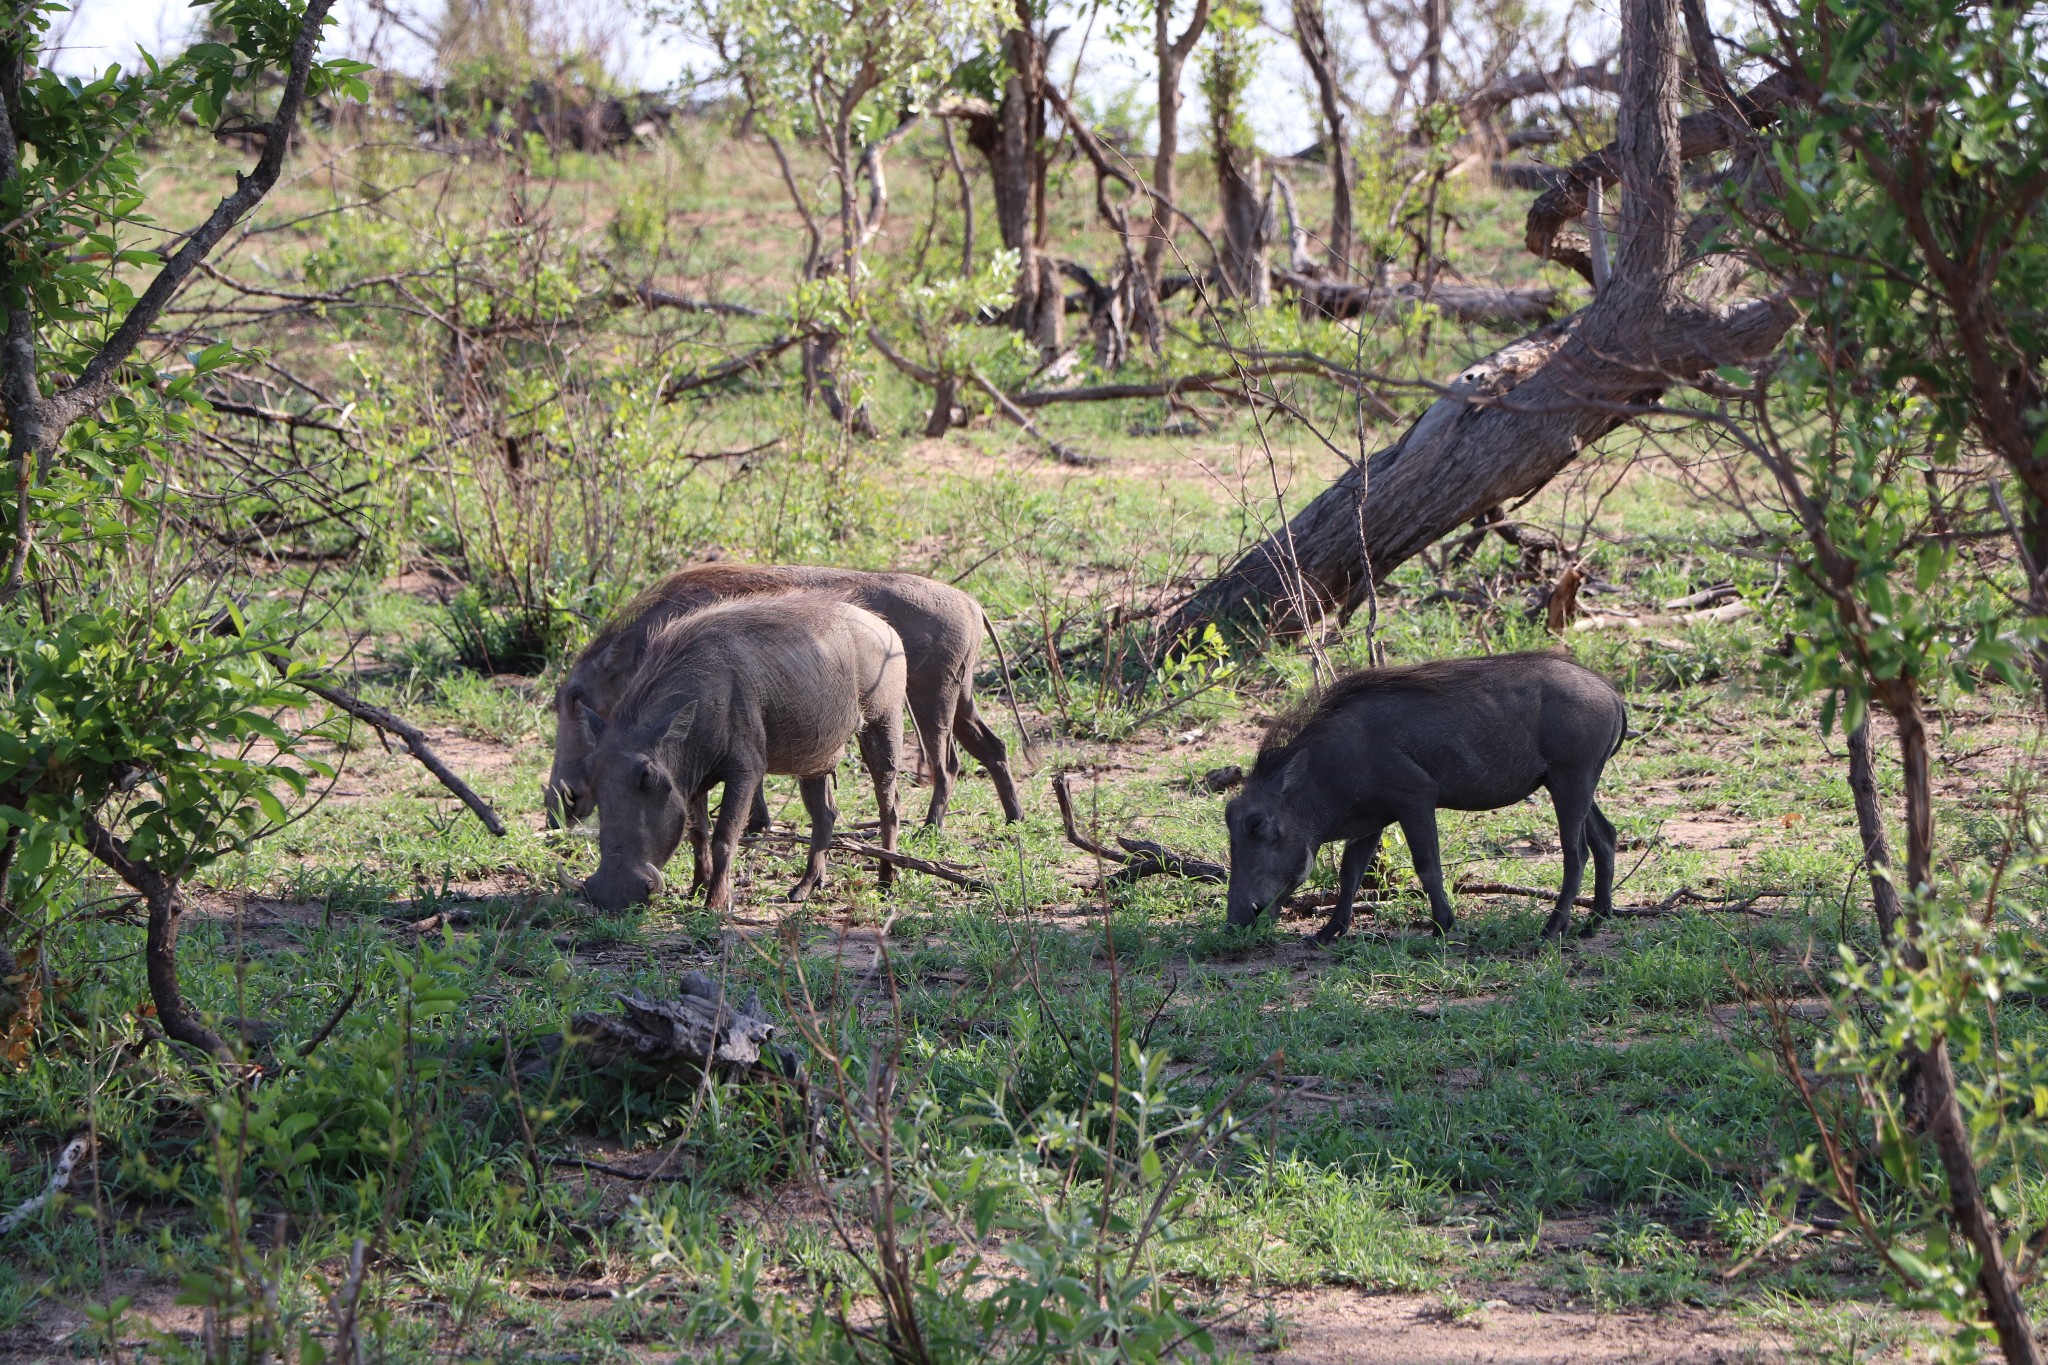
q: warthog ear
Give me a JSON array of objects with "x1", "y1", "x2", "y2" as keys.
[
  {"x1": 660, "y1": 699, "x2": 699, "y2": 748},
  {"x1": 594, "y1": 637, "x2": 638, "y2": 679},
  {"x1": 1277, "y1": 752, "x2": 1307, "y2": 794},
  {"x1": 576, "y1": 699, "x2": 607, "y2": 745}
]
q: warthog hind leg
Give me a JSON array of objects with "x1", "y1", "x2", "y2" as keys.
[
  {"x1": 1577, "y1": 802, "x2": 1618, "y2": 938},
  {"x1": 1399, "y1": 811, "x2": 1456, "y2": 934},
  {"x1": 789, "y1": 774, "x2": 837, "y2": 902},
  {"x1": 1543, "y1": 776, "x2": 1597, "y2": 940},
  {"x1": 858, "y1": 711, "x2": 902, "y2": 890}
]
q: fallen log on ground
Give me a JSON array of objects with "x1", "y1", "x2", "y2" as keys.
[
  {"x1": 1570, "y1": 598, "x2": 1752, "y2": 632},
  {"x1": 1453, "y1": 878, "x2": 1786, "y2": 918}
]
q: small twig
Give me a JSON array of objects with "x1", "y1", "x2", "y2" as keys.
[
  {"x1": 1454, "y1": 878, "x2": 1597, "y2": 908},
  {"x1": 1052, "y1": 770, "x2": 1126, "y2": 863},
  {"x1": 0, "y1": 1134, "x2": 90, "y2": 1237},
  {"x1": 521, "y1": 1282, "x2": 622, "y2": 1300}
]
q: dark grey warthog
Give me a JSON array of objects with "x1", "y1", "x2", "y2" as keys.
[
  {"x1": 580, "y1": 594, "x2": 905, "y2": 912},
  {"x1": 546, "y1": 563, "x2": 1021, "y2": 832},
  {"x1": 1225, "y1": 652, "x2": 1627, "y2": 942}
]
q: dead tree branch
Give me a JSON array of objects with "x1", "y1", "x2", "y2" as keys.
[
  {"x1": 1051, "y1": 772, "x2": 1227, "y2": 886},
  {"x1": 283, "y1": 670, "x2": 506, "y2": 836}
]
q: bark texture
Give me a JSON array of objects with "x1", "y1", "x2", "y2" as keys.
[{"x1": 1844, "y1": 721, "x2": 1904, "y2": 944}]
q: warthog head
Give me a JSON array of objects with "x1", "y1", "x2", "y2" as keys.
[
  {"x1": 581, "y1": 699, "x2": 699, "y2": 910},
  {"x1": 1223, "y1": 755, "x2": 1316, "y2": 927}
]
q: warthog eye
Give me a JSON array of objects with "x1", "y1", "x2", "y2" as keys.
[{"x1": 635, "y1": 762, "x2": 669, "y2": 794}]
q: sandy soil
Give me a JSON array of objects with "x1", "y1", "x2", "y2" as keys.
[{"x1": 1241, "y1": 1288, "x2": 1791, "y2": 1364}]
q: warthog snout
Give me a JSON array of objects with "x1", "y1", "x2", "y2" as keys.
[{"x1": 584, "y1": 861, "x2": 664, "y2": 911}]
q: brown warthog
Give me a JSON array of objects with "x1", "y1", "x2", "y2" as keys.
[
  {"x1": 580, "y1": 594, "x2": 904, "y2": 911},
  {"x1": 546, "y1": 563, "x2": 1021, "y2": 832},
  {"x1": 1225, "y1": 653, "x2": 1627, "y2": 942}
]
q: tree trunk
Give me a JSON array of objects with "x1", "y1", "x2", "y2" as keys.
[
  {"x1": 1291, "y1": 0, "x2": 1352, "y2": 277},
  {"x1": 1160, "y1": 42, "x2": 1797, "y2": 646},
  {"x1": 1206, "y1": 2, "x2": 1269, "y2": 304},
  {"x1": 965, "y1": 19, "x2": 1061, "y2": 357},
  {"x1": 1423, "y1": 0, "x2": 1446, "y2": 107},
  {"x1": 1866, "y1": 676, "x2": 2043, "y2": 1365},
  {"x1": 79, "y1": 817, "x2": 231, "y2": 1060},
  {"x1": 1922, "y1": 1038, "x2": 2045, "y2": 1365},
  {"x1": 1142, "y1": 0, "x2": 1214, "y2": 314}
]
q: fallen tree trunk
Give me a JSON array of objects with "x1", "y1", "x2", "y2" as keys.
[{"x1": 1159, "y1": 63, "x2": 1800, "y2": 647}]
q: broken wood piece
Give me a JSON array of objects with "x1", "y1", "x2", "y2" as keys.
[
  {"x1": 547, "y1": 1155, "x2": 692, "y2": 1182},
  {"x1": 1201, "y1": 765, "x2": 1243, "y2": 793},
  {"x1": 1454, "y1": 878, "x2": 1786, "y2": 919},
  {"x1": 1271, "y1": 268, "x2": 1563, "y2": 326},
  {"x1": 568, "y1": 972, "x2": 799, "y2": 1080}
]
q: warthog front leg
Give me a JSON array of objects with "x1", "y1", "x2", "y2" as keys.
[
  {"x1": 789, "y1": 773, "x2": 837, "y2": 902},
  {"x1": 703, "y1": 774, "x2": 759, "y2": 912},
  {"x1": 1316, "y1": 824, "x2": 1387, "y2": 944},
  {"x1": 685, "y1": 787, "x2": 712, "y2": 895}
]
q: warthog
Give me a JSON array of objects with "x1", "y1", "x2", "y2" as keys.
[
  {"x1": 547, "y1": 563, "x2": 1021, "y2": 832},
  {"x1": 579, "y1": 594, "x2": 905, "y2": 911},
  {"x1": 1225, "y1": 653, "x2": 1627, "y2": 942}
]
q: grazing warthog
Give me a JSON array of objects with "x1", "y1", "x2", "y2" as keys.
[
  {"x1": 546, "y1": 564, "x2": 1021, "y2": 832},
  {"x1": 1225, "y1": 653, "x2": 1627, "y2": 942},
  {"x1": 579, "y1": 594, "x2": 905, "y2": 912}
]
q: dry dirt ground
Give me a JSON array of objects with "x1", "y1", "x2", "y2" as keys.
[{"x1": 1246, "y1": 1290, "x2": 1791, "y2": 1364}]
